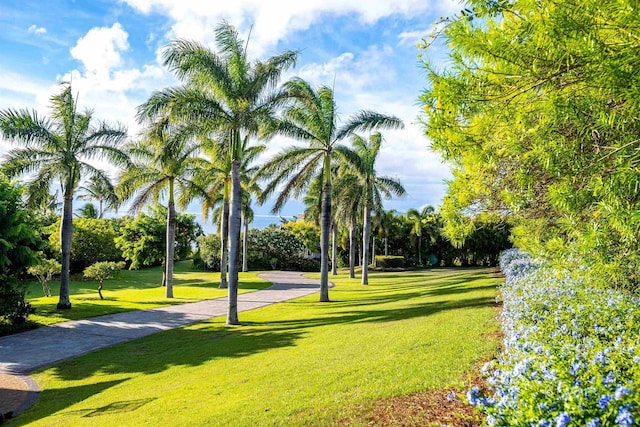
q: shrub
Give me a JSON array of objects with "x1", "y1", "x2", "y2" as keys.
[
  {"x1": 0, "y1": 176, "x2": 40, "y2": 325},
  {"x1": 195, "y1": 234, "x2": 221, "y2": 271},
  {"x1": 83, "y1": 261, "x2": 124, "y2": 300},
  {"x1": 246, "y1": 228, "x2": 306, "y2": 270},
  {"x1": 374, "y1": 255, "x2": 405, "y2": 269},
  {"x1": 115, "y1": 206, "x2": 202, "y2": 270},
  {"x1": 27, "y1": 258, "x2": 61, "y2": 297},
  {"x1": 47, "y1": 218, "x2": 121, "y2": 272},
  {"x1": 471, "y1": 249, "x2": 640, "y2": 426}
]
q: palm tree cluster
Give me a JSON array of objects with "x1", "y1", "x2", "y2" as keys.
[{"x1": 0, "y1": 21, "x2": 406, "y2": 323}]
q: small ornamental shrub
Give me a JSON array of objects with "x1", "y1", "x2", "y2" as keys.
[
  {"x1": 374, "y1": 255, "x2": 405, "y2": 269},
  {"x1": 28, "y1": 258, "x2": 61, "y2": 297},
  {"x1": 471, "y1": 249, "x2": 640, "y2": 426},
  {"x1": 83, "y1": 261, "x2": 124, "y2": 300}
]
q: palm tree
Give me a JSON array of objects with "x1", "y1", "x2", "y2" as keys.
[
  {"x1": 377, "y1": 209, "x2": 398, "y2": 256},
  {"x1": 138, "y1": 21, "x2": 296, "y2": 325},
  {"x1": 257, "y1": 78, "x2": 404, "y2": 300},
  {"x1": 351, "y1": 132, "x2": 406, "y2": 285},
  {"x1": 0, "y1": 84, "x2": 128, "y2": 309},
  {"x1": 406, "y1": 206, "x2": 435, "y2": 266},
  {"x1": 77, "y1": 175, "x2": 120, "y2": 218},
  {"x1": 333, "y1": 173, "x2": 362, "y2": 279},
  {"x1": 117, "y1": 118, "x2": 205, "y2": 298},
  {"x1": 76, "y1": 202, "x2": 99, "y2": 218}
]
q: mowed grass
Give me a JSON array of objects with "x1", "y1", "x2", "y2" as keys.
[
  {"x1": 26, "y1": 261, "x2": 271, "y2": 326},
  {"x1": 13, "y1": 268, "x2": 501, "y2": 426}
]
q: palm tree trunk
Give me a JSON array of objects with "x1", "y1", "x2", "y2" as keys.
[
  {"x1": 349, "y1": 224, "x2": 355, "y2": 279},
  {"x1": 331, "y1": 222, "x2": 338, "y2": 275},
  {"x1": 361, "y1": 204, "x2": 371, "y2": 285},
  {"x1": 319, "y1": 182, "x2": 331, "y2": 302},
  {"x1": 220, "y1": 199, "x2": 229, "y2": 288},
  {"x1": 242, "y1": 215, "x2": 249, "y2": 272},
  {"x1": 57, "y1": 193, "x2": 73, "y2": 309},
  {"x1": 372, "y1": 236, "x2": 376, "y2": 267},
  {"x1": 227, "y1": 159, "x2": 242, "y2": 324},
  {"x1": 417, "y1": 236, "x2": 422, "y2": 265},
  {"x1": 165, "y1": 183, "x2": 176, "y2": 298},
  {"x1": 384, "y1": 234, "x2": 389, "y2": 256}
]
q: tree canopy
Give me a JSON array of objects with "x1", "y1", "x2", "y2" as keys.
[{"x1": 421, "y1": 0, "x2": 640, "y2": 289}]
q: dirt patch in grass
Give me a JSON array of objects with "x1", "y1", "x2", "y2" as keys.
[{"x1": 340, "y1": 374, "x2": 491, "y2": 427}]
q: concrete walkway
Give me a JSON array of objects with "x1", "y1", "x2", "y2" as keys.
[{"x1": 0, "y1": 271, "x2": 325, "y2": 419}]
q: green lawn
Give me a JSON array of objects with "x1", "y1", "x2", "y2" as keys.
[
  {"x1": 13, "y1": 268, "x2": 500, "y2": 426},
  {"x1": 26, "y1": 261, "x2": 271, "y2": 326}
]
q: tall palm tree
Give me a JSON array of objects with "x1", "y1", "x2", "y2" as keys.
[
  {"x1": 333, "y1": 173, "x2": 362, "y2": 279},
  {"x1": 351, "y1": 132, "x2": 406, "y2": 285},
  {"x1": 0, "y1": 84, "x2": 127, "y2": 309},
  {"x1": 117, "y1": 118, "x2": 205, "y2": 298},
  {"x1": 377, "y1": 209, "x2": 398, "y2": 256},
  {"x1": 406, "y1": 205, "x2": 435, "y2": 266},
  {"x1": 77, "y1": 174, "x2": 120, "y2": 218},
  {"x1": 138, "y1": 21, "x2": 296, "y2": 325},
  {"x1": 257, "y1": 78, "x2": 404, "y2": 300}
]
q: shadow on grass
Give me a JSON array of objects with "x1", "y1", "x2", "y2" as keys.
[
  {"x1": 48, "y1": 328, "x2": 304, "y2": 382},
  {"x1": 12, "y1": 379, "x2": 128, "y2": 425}
]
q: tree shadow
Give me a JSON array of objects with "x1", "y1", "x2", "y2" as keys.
[
  {"x1": 46, "y1": 327, "x2": 304, "y2": 382},
  {"x1": 11, "y1": 379, "x2": 128, "y2": 425}
]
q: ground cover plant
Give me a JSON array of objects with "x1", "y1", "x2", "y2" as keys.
[
  {"x1": 23, "y1": 261, "x2": 270, "y2": 327},
  {"x1": 471, "y1": 249, "x2": 640, "y2": 426},
  {"x1": 11, "y1": 268, "x2": 500, "y2": 426}
]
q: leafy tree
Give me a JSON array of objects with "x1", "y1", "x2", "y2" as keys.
[
  {"x1": 195, "y1": 234, "x2": 221, "y2": 271},
  {"x1": 115, "y1": 206, "x2": 202, "y2": 271},
  {"x1": 258, "y1": 78, "x2": 403, "y2": 300},
  {"x1": 282, "y1": 219, "x2": 320, "y2": 255},
  {"x1": 118, "y1": 118, "x2": 205, "y2": 298},
  {"x1": 47, "y1": 218, "x2": 121, "y2": 272},
  {"x1": 421, "y1": 0, "x2": 640, "y2": 288},
  {"x1": 139, "y1": 21, "x2": 297, "y2": 325},
  {"x1": 0, "y1": 176, "x2": 40, "y2": 324},
  {"x1": 83, "y1": 261, "x2": 123, "y2": 300},
  {"x1": 0, "y1": 83, "x2": 128, "y2": 309},
  {"x1": 28, "y1": 258, "x2": 61, "y2": 297}
]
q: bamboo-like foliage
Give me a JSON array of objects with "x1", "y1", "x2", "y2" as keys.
[
  {"x1": 0, "y1": 83, "x2": 128, "y2": 309},
  {"x1": 257, "y1": 78, "x2": 404, "y2": 300}
]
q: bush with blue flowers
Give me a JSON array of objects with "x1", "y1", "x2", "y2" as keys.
[{"x1": 470, "y1": 249, "x2": 640, "y2": 426}]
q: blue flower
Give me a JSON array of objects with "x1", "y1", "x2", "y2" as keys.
[
  {"x1": 615, "y1": 407, "x2": 634, "y2": 427},
  {"x1": 538, "y1": 420, "x2": 551, "y2": 427},
  {"x1": 555, "y1": 412, "x2": 571, "y2": 427},
  {"x1": 586, "y1": 419, "x2": 601, "y2": 427},
  {"x1": 603, "y1": 371, "x2": 615, "y2": 385},
  {"x1": 598, "y1": 395, "x2": 611, "y2": 411},
  {"x1": 614, "y1": 386, "x2": 631, "y2": 400},
  {"x1": 466, "y1": 386, "x2": 481, "y2": 406}
]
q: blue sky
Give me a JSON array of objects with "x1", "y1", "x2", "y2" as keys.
[{"x1": 0, "y1": 0, "x2": 461, "y2": 231}]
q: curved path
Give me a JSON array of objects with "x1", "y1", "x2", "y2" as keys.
[{"x1": 0, "y1": 271, "x2": 326, "y2": 419}]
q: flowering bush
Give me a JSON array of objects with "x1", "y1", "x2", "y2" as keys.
[{"x1": 470, "y1": 249, "x2": 640, "y2": 426}]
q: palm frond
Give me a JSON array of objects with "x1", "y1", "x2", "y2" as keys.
[{"x1": 335, "y1": 111, "x2": 404, "y2": 141}]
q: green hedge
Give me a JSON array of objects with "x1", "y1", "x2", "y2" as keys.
[{"x1": 374, "y1": 256, "x2": 405, "y2": 269}]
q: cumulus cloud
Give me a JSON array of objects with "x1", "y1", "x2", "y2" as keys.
[
  {"x1": 28, "y1": 24, "x2": 47, "y2": 35},
  {"x1": 119, "y1": 0, "x2": 461, "y2": 56},
  {"x1": 70, "y1": 23, "x2": 130, "y2": 75}
]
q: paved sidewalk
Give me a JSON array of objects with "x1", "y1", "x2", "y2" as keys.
[{"x1": 0, "y1": 271, "x2": 325, "y2": 419}]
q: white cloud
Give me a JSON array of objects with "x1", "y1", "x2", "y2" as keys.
[
  {"x1": 119, "y1": 0, "x2": 461, "y2": 56},
  {"x1": 70, "y1": 23, "x2": 130, "y2": 75},
  {"x1": 28, "y1": 24, "x2": 47, "y2": 35}
]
